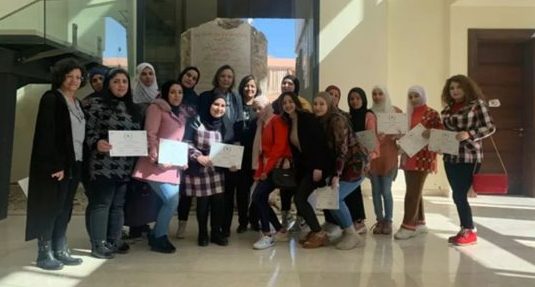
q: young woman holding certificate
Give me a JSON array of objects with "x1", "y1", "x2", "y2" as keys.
[
  {"x1": 440, "y1": 75, "x2": 495, "y2": 246},
  {"x1": 369, "y1": 86, "x2": 402, "y2": 235},
  {"x1": 282, "y1": 92, "x2": 331, "y2": 249},
  {"x1": 84, "y1": 68, "x2": 142, "y2": 258},
  {"x1": 313, "y1": 92, "x2": 366, "y2": 250},
  {"x1": 185, "y1": 94, "x2": 232, "y2": 247},
  {"x1": 395, "y1": 86, "x2": 441, "y2": 240},
  {"x1": 132, "y1": 81, "x2": 189, "y2": 253}
]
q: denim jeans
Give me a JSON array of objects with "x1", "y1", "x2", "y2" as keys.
[
  {"x1": 87, "y1": 180, "x2": 128, "y2": 243},
  {"x1": 251, "y1": 177, "x2": 282, "y2": 233},
  {"x1": 148, "y1": 181, "x2": 180, "y2": 237},
  {"x1": 444, "y1": 162, "x2": 480, "y2": 229},
  {"x1": 328, "y1": 177, "x2": 365, "y2": 229},
  {"x1": 369, "y1": 169, "x2": 397, "y2": 222}
]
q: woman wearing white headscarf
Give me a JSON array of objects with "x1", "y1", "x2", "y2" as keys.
[
  {"x1": 132, "y1": 63, "x2": 159, "y2": 114},
  {"x1": 394, "y1": 86, "x2": 442, "y2": 240},
  {"x1": 369, "y1": 86, "x2": 402, "y2": 235}
]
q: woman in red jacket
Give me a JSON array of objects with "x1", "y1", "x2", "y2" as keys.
[{"x1": 250, "y1": 95, "x2": 292, "y2": 250}]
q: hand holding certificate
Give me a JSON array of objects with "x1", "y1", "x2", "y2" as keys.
[
  {"x1": 209, "y1": 143, "x2": 244, "y2": 169},
  {"x1": 355, "y1": 130, "x2": 378, "y2": 152},
  {"x1": 428, "y1": 129, "x2": 459, "y2": 156},
  {"x1": 109, "y1": 130, "x2": 148, "y2": 157},
  {"x1": 398, "y1": 124, "x2": 429, "y2": 157},
  {"x1": 158, "y1": 139, "x2": 188, "y2": 166},
  {"x1": 376, "y1": 113, "x2": 409, "y2": 135}
]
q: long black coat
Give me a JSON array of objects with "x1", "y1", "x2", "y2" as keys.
[{"x1": 25, "y1": 90, "x2": 76, "y2": 241}]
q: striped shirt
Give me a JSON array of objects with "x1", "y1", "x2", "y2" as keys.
[{"x1": 441, "y1": 99, "x2": 496, "y2": 163}]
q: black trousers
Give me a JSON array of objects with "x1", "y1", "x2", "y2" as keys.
[
  {"x1": 42, "y1": 162, "x2": 82, "y2": 242},
  {"x1": 177, "y1": 187, "x2": 192, "y2": 221},
  {"x1": 196, "y1": 193, "x2": 225, "y2": 238},
  {"x1": 294, "y1": 176, "x2": 321, "y2": 232},
  {"x1": 223, "y1": 169, "x2": 252, "y2": 232},
  {"x1": 87, "y1": 180, "x2": 128, "y2": 242},
  {"x1": 444, "y1": 162, "x2": 480, "y2": 230},
  {"x1": 251, "y1": 176, "x2": 282, "y2": 233}
]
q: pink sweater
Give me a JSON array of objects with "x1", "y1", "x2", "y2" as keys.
[{"x1": 132, "y1": 99, "x2": 187, "y2": 184}]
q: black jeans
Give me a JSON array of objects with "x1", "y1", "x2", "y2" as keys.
[
  {"x1": 196, "y1": 193, "x2": 225, "y2": 238},
  {"x1": 324, "y1": 185, "x2": 366, "y2": 224},
  {"x1": 251, "y1": 177, "x2": 282, "y2": 233},
  {"x1": 444, "y1": 162, "x2": 480, "y2": 230},
  {"x1": 87, "y1": 180, "x2": 128, "y2": 242},
  {"x1": 294, "y1": 176, "x2": 321, "y2": 232},
  {"x1": 280, "y1": 188, "x2": 294, "y2": 212},
  {"x1": 223, "y1": 169, "x2": 249, "y2": 233},
  {"x1": 177, "y1": 190, "x2": 192, "y2": 221},
  {"x1": 42, "y1": 162, "x2": 82, "y2": 241}
]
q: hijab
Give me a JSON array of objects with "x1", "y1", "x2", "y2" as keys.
[
  {"x1": 251, "y1": 95, "x2": 272, "y2": 170},
  {"x1": 406, "y1": 85, "x2": 427, "y2": 127},
  {"x1": 132, "y1": 63, "x2": 159, "y2": 104},
  {"x1": 347, "y1": 87, "x2": 372, "y2": 132},
  {"x1": 370, "y1": 85, "x2": 394, "y2": 113},
  {"x1": 201, "y1": 93, "x2": 225, "y2": 131}
]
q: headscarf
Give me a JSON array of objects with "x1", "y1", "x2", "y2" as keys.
[
  {"x1": 406, "y1": 85, "x2": 427, "y2": 127},
  {"x1": 371, "y1": 85, "x2": 394, "y2": 113},
  {"x1": 179, "y1": 66, "x2": 201, "y2": 108},
  {"x1": 251, "y1": 95, "x2": 272, "y2": 170},
  {"x1": 201, "y1": 93, "x2": 226, "y2": 131},
  {"x1": 347, "y1": 87, "x2": 372, "y2": 132},
  {"x1": 132, "y1": 63, "x2": 159, "y2": 104},
  {"x1": 88, "y1": 66, "x2": 108, "y2": 91}
]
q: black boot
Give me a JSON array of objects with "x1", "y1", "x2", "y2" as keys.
[
  {"x1": 149, "y1": 235, "x2": 176, "y2": 253},
  {"x1": 37, "y1": 238, "x2": 64, "y2": 270},
  {"x1": 210, "y1": 231, "x2": 229, "y2": 246},
  {"x1": 107, "y1": 239, "x2": 130, "y2": 254},
  {"x1": 91, "y1": 240, "x2": 114, "y2": 259},
  {"x1": 53, "y1": 236, "x2": 83, "y2": 266}
]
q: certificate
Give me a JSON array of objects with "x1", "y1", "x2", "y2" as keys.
[
  {"x1": 209, "y1": 143, "x2": 244, "y2": 169},
  {"x1": 158, "y1": 139, "x2": 188, "y2": 166},
  {"x1": 355, "y1": 130, "x2": 378, "y2": 152},
  {"x1": 18, "y1": 177, "x2": 29, "y2": 198},
  {"x1": 109, "y1": 130, "x2": 148, "y2": 157},
  {"x1": 428, "y1": 129, "x2": 459, "y2": 156},
  {"x1": 376, "y1": 113, "x2": 408, "y2": 135},
  {"x1": 308, "y1": 185, "x2": 339, "y2": 210},
  {"x1": 398, "y1": 124, "x2": 429, "y2": 157}
]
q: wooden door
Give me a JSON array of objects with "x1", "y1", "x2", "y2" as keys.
[{"x1": 469, "y1": 29, "x2": 535, "y2": 196}]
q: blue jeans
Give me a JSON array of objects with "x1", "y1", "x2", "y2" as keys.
[
  {"x1": 370, "y1": 169, "x2": 397, "y2": 222},
  {"x1": 148, "y1": 181, "x2": 180, "y2": 237},
  {"x1": 329, "y1": 177, "x2": 365, "y2": 229}
]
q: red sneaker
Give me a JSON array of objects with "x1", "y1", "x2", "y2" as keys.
[
  {"x1": 453, "y1": 229, "x2": 477, "y2": 246},
  {"x1": 448, "y1": 230, "x2": 463, "y2": 244}
]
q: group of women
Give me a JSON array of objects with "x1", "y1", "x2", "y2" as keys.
[{"x1": 25, "y1": 57, "x2": 495, "y2": 271}]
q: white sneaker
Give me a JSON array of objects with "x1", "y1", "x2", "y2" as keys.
[
  {"x1": 394, "y1": 228, "x2": 417, "y2": 240},
  {"x1": 253, "y1": 235, "x2": 275, "y2": 250},
  {"x1": 415, "y1": 225, "x2": 429, "y2": 235}
]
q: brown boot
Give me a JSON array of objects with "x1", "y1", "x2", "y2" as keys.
[
  {"x1": 382, "y1": 221, "x2": 393, "y2": 235},
  {"x1": 298, "y1": 231, "x2": 314, "y2": 245},
  {"x1": 372, "y1": 221, "x2": 384, "y2": 235},
  {"x1": 303, "y1": 231, "x2": 328, "y2": 249}
]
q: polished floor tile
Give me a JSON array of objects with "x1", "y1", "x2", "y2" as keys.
[{"x1": 1, "y1": 195, "x2": 535, "y2": 287}]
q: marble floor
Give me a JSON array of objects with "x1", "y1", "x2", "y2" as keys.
[{"x1": 1, "y1": 195, "x2": 535, "y2": 287}]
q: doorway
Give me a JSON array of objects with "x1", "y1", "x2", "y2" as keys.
[{"x1": 468, "y1": 29, "x2": 535, "y2": 197}]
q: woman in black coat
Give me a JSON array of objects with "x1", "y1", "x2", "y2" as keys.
[
  {"x1": 26, "y1": 58, "x2": 87, "y2": 270},
  {"x1": 280, "y1": 92, "x2": 332, "y2": 249}
]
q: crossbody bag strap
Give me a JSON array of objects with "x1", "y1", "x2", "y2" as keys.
[{"x1": 473, "y1": 135, "x2": 507, "y2": 175}]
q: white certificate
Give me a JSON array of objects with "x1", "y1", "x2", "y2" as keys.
[
  {"x1": 398, "y1": 124, "x2": 429, "y2": 157},
  {"x1": 108, "y1": 130, "x2": 148, "y2": 157},
  {"x1": 157, "y1": 139, "x2": 188, "y2": 166},
  {"x1": 209, "y1": 143, "x2": 244, "y2": 169},
  {"x1": 428, "y1": 129, "x2": 460, "y2": 156},
  {"x1": 376, "y1": 113, "x2": 409, "y2": 135},
  {"x1": 355, "y1": 130, "x2": 378, "y2": 152},
  {"x1": 18, "y1": 177, "x2": 29, "y2": 198},
  {"x1": 308, "y1": 185, "x2": 339, "y2": 210}
]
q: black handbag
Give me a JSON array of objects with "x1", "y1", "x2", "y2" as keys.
[{"x1": 271, "y1": 158, "x2": 297, "y2": 189}]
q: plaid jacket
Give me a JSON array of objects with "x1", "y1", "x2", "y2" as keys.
[
  {"x1": 441, "y1": 99, "x2": 496, "y2": 163},
  {"x1": 184, "y1": 123, "x2": 225, "y2": 197}
]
